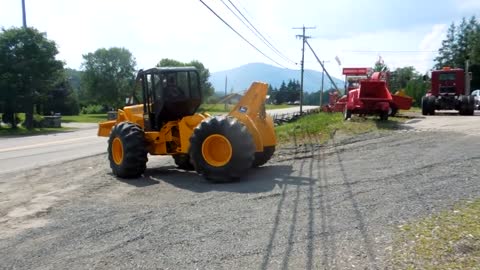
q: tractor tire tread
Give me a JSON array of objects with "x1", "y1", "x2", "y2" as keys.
[
  {"x1": 252, "y1": 146, "x2": 275, "y2": 168},
  {"x1": 189, "y1": 116, "x2": 255, "y2": 183},
  {"x1": 108, "y1": 122, "x2": 148, "y2": 178}
]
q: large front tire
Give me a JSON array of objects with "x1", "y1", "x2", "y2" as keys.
[
  {"x1": 108, "y1": 122, "x2": 148, "y2": 178},
  {"x1": 189, "y1": 116, "x2": 255, "y2": 183}
]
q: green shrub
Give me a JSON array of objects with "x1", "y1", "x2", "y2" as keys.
[{"x1": 81, "y1": 104, "x2": 106, "y2": 114}]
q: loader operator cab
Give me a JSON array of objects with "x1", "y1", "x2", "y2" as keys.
[{"x1": 137, "y1": 67, "x2": 202, "y2": 131}]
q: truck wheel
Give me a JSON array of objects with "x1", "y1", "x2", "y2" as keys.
[
  {"x1": 189, "y1": 116, "x2": 255, "y2": 183},
  {"x1": 459, "y1": 95, "x2": 469, "y2": 115},
  {"x1": 108, "y1": 122, "x2": 148, "y2": 178},
  {"x1": 421, "y1": 96, "x2": 429, "y2": 116},
  {"x1": 467, "y1": 95, "x2": 475, "y2": 115},
  {"x1": 173, "y1": 154, "x2": 194, "y2": 170},
  {"x1": 427, "y1": 96, "x2": 436, "y2": 115},
  {"x1": 344, "y1": 106, "x2": 352, "y2": 120},
  {"x1": 252, "y1": 146, "x2": 275, "y2": 168}
]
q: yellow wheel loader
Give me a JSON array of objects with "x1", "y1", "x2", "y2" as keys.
[{"x1": 98, "y1": 67, "x2": 276, "y2": 182}]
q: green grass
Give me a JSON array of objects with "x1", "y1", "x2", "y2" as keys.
[
  {"x1": 391, "y1": 199, "x2": 480, "y2": 269},
  {"x1": 0, "y1": 126, "x2": 74, "y2": 137},
  {"x1": 274, "y1": 112, "x2": 405, "y2": 144},
  {"x1": 61, "y1": 114, "x2": 108, "y2": 123}
]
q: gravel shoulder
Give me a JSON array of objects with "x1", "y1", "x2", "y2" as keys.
[{"x1": 0, "y1": 113, "x2": 479, "y2": 269}]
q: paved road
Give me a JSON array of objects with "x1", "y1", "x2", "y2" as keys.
[
  {"x1": 0, "y1": 106, "x2": 319, "y2": 174},
  {"x1": 0, "y1": 123, "x2": 106, "y2": 174}
]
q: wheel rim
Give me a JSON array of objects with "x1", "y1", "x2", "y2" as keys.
[
  {"x1": 201, "y1": 134, "x2": 232, "y2": 167},
  {"x1": 112, "y1": 137, "x2": 124, "y2": 165}
]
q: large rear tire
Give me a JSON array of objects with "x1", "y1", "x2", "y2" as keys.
[
  {"x1": 189, "y1": 116, "x2": 255, "y2": 183},
  {"x1": 252, "y1": 146, "x2": 275, "y2": 168},
  {"x1": 108, "y1": 122, "x2": 148, "y2": 178}
]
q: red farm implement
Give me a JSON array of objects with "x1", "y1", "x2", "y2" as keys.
[{"x1": 323, "y1": 67, "x2": 413, "y2": 120}]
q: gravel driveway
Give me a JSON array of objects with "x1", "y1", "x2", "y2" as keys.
[{"x1": 1, "y1": 113, "x2": 479, "y2": 269}]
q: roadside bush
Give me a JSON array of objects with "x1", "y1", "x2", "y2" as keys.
[{"x1": 81, "y1": 104, "x2": 106, "y2": 114}]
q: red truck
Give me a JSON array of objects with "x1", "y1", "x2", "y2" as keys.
[{"x1": 422, "y1": 67, "x2": 474, "y2": 115}]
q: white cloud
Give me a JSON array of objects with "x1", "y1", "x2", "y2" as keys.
[
  {"x1": 455, "y1": 0, "x2": 480, "y2": 11},
  {"x1": 417, "y1": 24, "x2": 448, "y2": 73}
]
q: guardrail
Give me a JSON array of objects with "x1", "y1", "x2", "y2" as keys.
[{"x1": 270, "y1": 108, "x2": 321, "y2": 126}]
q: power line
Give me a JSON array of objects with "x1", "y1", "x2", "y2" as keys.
[
  {"x1": 344, "y1": 50, "x2": 437, "y2": 53},
  {"x1": 224, "y1": 0, "x2": 297, "y2": 65},
  {"x1": 199, "y1": 0, "x2": 287, "y2": 68},
  {"x1": 305, "y1": 40, "x2": 341, "y2": 92}
]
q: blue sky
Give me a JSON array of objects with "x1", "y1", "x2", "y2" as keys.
[{"x1": 1, "y1": 0, "x2": 479, "y2": 78}]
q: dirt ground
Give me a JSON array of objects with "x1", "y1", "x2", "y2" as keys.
[{"x1": 1, "y1": 112, "x2": 479, "y2": 269}]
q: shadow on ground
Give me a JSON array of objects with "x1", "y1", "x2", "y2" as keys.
[{"x1": 116, "y1": 164, "x2": 311, "y2": 194}]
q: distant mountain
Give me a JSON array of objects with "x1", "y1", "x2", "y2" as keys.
[{"x1": 209, "y1": 62, "x2": 344, "y2": 94}]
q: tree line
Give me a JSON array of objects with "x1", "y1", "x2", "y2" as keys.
[
  {"x1": 0, "y1": 27, "x2": 214, "y2": 129},
  {"x1": 2, "y1": 16, "x2": 479, "y2": 129},
  {"x1": 434, "y1": 16, "x2": 480, "y2": 89}
]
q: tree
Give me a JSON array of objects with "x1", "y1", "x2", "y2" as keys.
[
  {"x1": 157, "y1": 58, "x2": 215, "y2": 100},
  {"x1": 388, "y1": 66, "x2": 417, "y2": 92},
  {"x1": 434, "y1": 16, "x2": 480, "y2": 89},
  {"x1": 42, "y1": 72, "x2": 80, "y2": 115},
  {"x1": 373, "y1": 56, "x2": 389, "y2": 72},
  {"x1": 405, "y1": 78, "x2": 429, "y2": 107},
  {"x1": 81, "y1": 47, "x2": 136, "y2": 109},
  {"x1": 0, "y1": 27, "x2": 64, "y2": 129},
  {"x1": 435, "y1": 23, "x2": 457, "y2": 69}
]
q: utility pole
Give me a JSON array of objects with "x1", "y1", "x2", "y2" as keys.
[
  {"x1": 465, "y1": 59, "x2": 471, "y2": 95},
  {"x1": 293, "y1": 25, "x2": 315, "y2": 115},
  {"x1": 320, "y1": 60, "x2": 324, "y2": 106},
  {"x1": 21, "y1": 0, "x2": 27, "y2": 27}
]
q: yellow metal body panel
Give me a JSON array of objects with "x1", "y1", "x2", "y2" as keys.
[
  {"x1": 97, "y1": 104, "x2": 145, "y2": 137},
  {"x1": 228, "y1": 82, "x2": 276, "y2": 152},
  {"x1": 97, "y1": 82, "x2": 275, "y2": 156},
  {"x1": 145, "y1": 113, "x2": 208, "y2": 155},
  {"x1": 178, "y1": 113, "x2": 209, "y2": 153}
]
